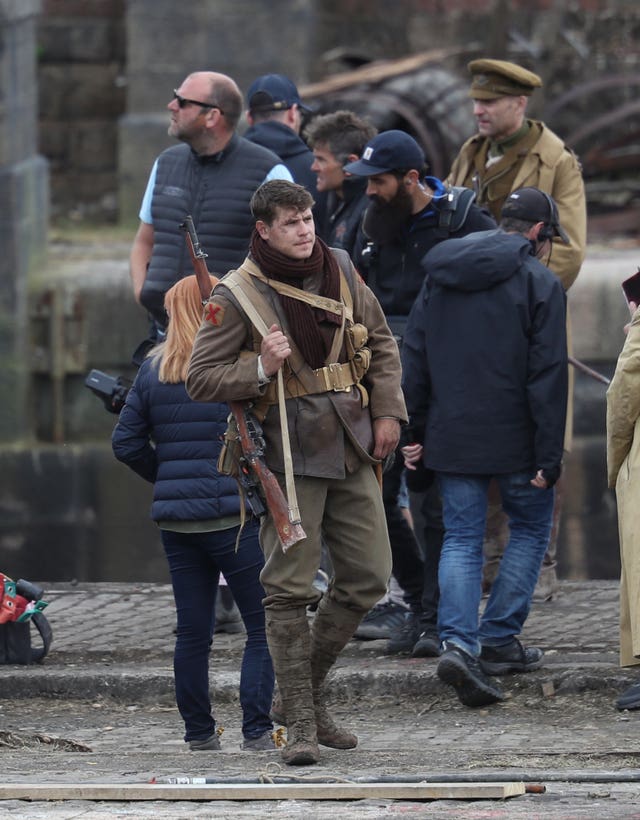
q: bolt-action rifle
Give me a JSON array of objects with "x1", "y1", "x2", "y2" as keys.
[
  {"x1": 181, "y1": 216, "x2": 306, "y2": 551},
  {"x1": 568, "y1": 356, "x2": 610, "y2": 386}
]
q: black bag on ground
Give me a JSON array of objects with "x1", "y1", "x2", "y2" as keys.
[{"x1": 0, "y1": 612, "x2": 53, "y2": 664}]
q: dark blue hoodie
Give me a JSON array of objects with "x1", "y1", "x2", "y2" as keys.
[
  {"x1": 401, "y1": 229, "x2": 568, "y2": 476},
  {"x1": 244, "y1": 121, "x2": 318, "y2": 198}
]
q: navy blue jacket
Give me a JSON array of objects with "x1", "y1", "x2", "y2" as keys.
[
  {"x1": 244, "y1": 120, "x2": 328, "y2": 233},
  {"x1": 244, "y1": 121, "x2": 317, "y2": 195},
  {"x1": 324, "y1": 176, "x2": 370, "y2": 260},
  {"x1": 112, "y1": 357, "x2": 242, "y2": 523},
  {"x1": 141, "y1": 135, "x2": 283, "y2": 327},
  {"x1": 401, "y1": 229, "x2": 567, "y2": 476}
]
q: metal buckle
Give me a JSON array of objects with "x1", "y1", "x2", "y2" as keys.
[{"x1": 325, "y1": 363, "x2": 351, "y2": 392}]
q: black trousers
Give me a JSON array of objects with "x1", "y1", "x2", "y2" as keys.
[
  {"x1": 417, "y1": 483, "x2": 444, "y2": 627},
  {"x1": 382, "y1": 447, "x2": 424, "y2": 610}
]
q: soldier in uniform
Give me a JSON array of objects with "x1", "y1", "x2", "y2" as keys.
[
  {"x1": 186, "y1": 179, "x2": 407, "y2": 765},
  {"x1": 448, "y1": 58, "x2": 585, "y2": 287},
  {"x1": 448, "y1": 59, "x2": 587, "y2": 599}
]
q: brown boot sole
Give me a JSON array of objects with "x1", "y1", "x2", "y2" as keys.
[
  {"x1": 273, "y1": 706, "x2": 358, "y2": 749},
  {"x1": 281, "y1": 742, "x2": 320, "y2": 766},
  {"x1": 317, "y1": 729, "x2": 358, "y2": 749}
]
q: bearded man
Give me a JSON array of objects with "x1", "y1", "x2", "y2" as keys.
[{"x1": 345, "y1": 130, "x2": 496, "y2": 659}]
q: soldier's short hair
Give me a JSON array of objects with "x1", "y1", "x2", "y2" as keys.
[{"x1": 250, "y1": 179, "x2": 315, "y2": 224}]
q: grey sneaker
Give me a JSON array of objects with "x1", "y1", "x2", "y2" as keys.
[
  {"x1": 437, "y1": 644, "x2": 504, "y2": 707},
  {"x1": 353, "y1": 602, "x2": 408, "y2": 641},
  {"x1": 188, "y1": 733, "x2": 221, "y2": 751},
  {"x1": 241, "y1": 730, "x2": 276, "y2": 751},
  {"x1": 616, "y1": 681, "x2": 640, "y2": 711}
]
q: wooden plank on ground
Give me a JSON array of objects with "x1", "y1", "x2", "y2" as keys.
[{"x1": 0, "y1": 781, "x2": 525, "y2": 801}]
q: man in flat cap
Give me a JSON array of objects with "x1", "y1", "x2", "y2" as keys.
[{"x1": 448, "y1": 58, "x2": 587, "y2": 601}]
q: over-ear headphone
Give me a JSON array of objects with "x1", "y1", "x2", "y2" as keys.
[{"x1": 537, "y1": 191, "x2": 559, "y2": 242}]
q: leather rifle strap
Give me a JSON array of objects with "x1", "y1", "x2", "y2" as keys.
[{"x1": 225, "y1": 276, "x2": 302, "y2": 527}]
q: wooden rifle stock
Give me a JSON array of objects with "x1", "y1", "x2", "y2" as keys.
[
  {"x1": 180, "y1": 216, "x2": 305, "y2": 552},
  {"x1": 229, "y1": 401, "x2": 306, "y2": 552}
]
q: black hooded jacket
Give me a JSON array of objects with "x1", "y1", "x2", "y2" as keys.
[
  {"x1": 244, "y1": 121, "x2": 318, "y2": 195},
  {"x1": 401, "y1": 229, "x2": 568, "y2": 476},
  {"x1": 244, "y1": 120, "x2": 327, "y2": 229}
]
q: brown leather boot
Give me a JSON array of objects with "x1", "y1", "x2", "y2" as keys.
[
  {"x1": 265, "y1": 607, "x2": 319, "y2": 766},
  {"x1": 310, "y1": 596, "x2": 364, "y2": 749}
]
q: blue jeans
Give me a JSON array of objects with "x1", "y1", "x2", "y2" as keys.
[
  {"x1": 161, "y1": 520, "x2": 274, "y2": 743},
  {"x1": 437, "y1": 471, "x2": 554, "y2": 657}
]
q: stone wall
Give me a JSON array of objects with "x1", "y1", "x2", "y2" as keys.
[
  {"x1": 37, "y1": 0, "x2": 125, "y2": 221},
  {"x1": 0, "y1": 0, "x2": 49, "y2": 442},
  {"x1": 35, "y1": 0, "x2": 640, "y2": 224}
]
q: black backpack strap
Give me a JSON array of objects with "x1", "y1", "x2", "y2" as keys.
[
  {"x1": 30, "y1": 612, "x2": 53, "y2": 663},
  {"x1": 435, "y1": 186, "x2": 477, "y2": 236}
]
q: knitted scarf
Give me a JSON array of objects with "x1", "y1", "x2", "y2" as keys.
[{"x1": 250, "y1": 230, "x2": 342, "y2": 369}]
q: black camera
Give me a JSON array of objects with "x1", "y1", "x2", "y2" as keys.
[
  {"x1": 84, "y1": 337, "x2": 158, "y2": 415},
  {"x1": 85, "y1": 369, "x2": 132, "y2": 414}
]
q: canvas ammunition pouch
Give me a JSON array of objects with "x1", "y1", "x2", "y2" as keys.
[{"x1": 217, "y1": 414, "x2": 242, "y2": 478}]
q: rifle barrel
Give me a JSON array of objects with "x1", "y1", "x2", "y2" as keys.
[{"x1": 568, "y1": 356, "x2": 610, "y2": 386}]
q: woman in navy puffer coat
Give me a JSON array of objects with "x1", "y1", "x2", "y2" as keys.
[{"x1": 112, "y1": 275, "x2": 274, "y2": 752}]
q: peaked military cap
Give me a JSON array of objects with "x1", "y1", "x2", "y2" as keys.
[{"x1": 468, "y1": 59, "x2": 542, "y2": 100}]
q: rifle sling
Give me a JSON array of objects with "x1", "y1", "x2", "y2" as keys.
[{"x1": 224, "y1": 274, "x2": 301, "y2": 527}]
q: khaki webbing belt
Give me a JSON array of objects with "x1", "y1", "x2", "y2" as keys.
[
  {"x1": 266, "y1": 362, "x2": 356, "y2": 402},
  {"x1": 314, "y1": 361, "x2": 355, "y2": 392}
]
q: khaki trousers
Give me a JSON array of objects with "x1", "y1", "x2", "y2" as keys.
[
  {"x1": 259, "y1": 463, "x2": 392, "y2": 613},
  {"x1": 617, "y1": 466, "x2": 640, "y2": 667}
]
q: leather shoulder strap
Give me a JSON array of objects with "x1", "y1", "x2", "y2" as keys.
[
  {"x1": 224, "y1": 268, "x2": 272, "y2": 337},
  {"x1": 221, "y1": 269, "x2": 302, "y2": 527}
]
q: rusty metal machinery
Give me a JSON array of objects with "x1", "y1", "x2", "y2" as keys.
[
  {"x1": 299, "y1": 48, "x2": 479, "y2": 180},
  {"x1": 299, "y1": 50, "x2": 640, "y2": 229}
]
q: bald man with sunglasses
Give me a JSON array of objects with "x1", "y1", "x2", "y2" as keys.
[{"x1": 130, "y1": 71, "x2": 292, "y2": 336}]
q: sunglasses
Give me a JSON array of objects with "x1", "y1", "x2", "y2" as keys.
[{"x1": 172, "y1": 90, "x2": 224, "y2": 115}]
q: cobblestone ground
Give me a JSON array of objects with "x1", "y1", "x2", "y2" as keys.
[{"x1": 1, "y1": 582, "x2": 640, "y2": 817}]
